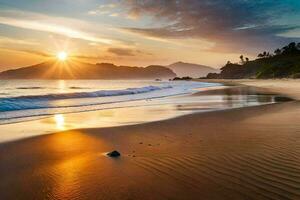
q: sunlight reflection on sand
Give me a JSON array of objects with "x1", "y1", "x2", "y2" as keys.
[
  {"x1": 54, "y1": 114, "x2": 65, "y2": 130},
  {"x1": 0, "y1": 85, "x2": 282, "y2": 143}
]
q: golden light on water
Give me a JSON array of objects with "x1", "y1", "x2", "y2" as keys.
[
  {"x1": 58, "y1": 80, "x2": 66, "y2": 92},
  {"x1": 57, "y1": 51, "x2": 68, "y2": 61},
  {"x1": 54, "y1": 114, "x2": 65, "y2": 130}
]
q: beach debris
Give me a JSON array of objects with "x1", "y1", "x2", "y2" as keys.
[
  {"x1": 107, "y1": 150, "x2": 121, "y2": 157},
  {"x1": 139, "y1": 142, "x2": 143, "y2": 144}
]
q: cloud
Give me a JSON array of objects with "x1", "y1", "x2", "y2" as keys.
[
  {"x1": 0, "y1": 36, "x2": 48, "y2": 58},
  {"x1": 120, "y1": 0, "x2": 300, "y2": 53},
  {"x1": 0, "y1": 36, "x2": 39, "y2": 46},
  {"x1": 109, "y1": 13, "x2": 119, "y2": 17},
  {"x1": 71, "y1": 54, "x2": 101, "y2": 60},
  {"x1": 278, "y1": 28, "x2": 300, "y2": 38},
  {"x1": 107, "y1": 47, "x2": 149, "y2": 56},
  {"x1": 0, "y1": 9, "x2": 113, "y2": 44},
  {"x1": 88, "y1": 3, "x2": 118, "y2": 16},
  {"x1": 0, "y1": 47, "x2": 51, "y2": 57},
  {"x1": 20, "y1": 50, "x2": 52, "y2": 57}
]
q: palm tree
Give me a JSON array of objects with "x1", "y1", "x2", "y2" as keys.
[{"x1": 239, "y1": 55, "x2": 244, "y2": 64}]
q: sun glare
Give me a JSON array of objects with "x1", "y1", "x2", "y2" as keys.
[
  {"x1": 57, "y1": 51, "x2": 68, "y2": 61},
  {"x1": 54, "y1": 114, "x2": 65, "y2": 130}
]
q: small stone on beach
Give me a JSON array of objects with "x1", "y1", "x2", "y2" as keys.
[{"x1": 107, "y1": 150, "x2": 121, "y2": 157}]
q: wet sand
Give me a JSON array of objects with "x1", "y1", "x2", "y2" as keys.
[
  {"x1": 1, "y1": 80, "x2": 300, "y2": 199},
  {"x1": 204, "y1": 79, "x2": 300, "y2": 100}
]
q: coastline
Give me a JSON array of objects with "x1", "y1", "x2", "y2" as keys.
[
  {"x1": 1, "y1": 79, "x2": 300, "y2": 199},
  {"x1": 201, "y1": 79, "x2": 300, "y2": 100},
  {"x1": 0, "y1": 82, "x2": 277, "y2": 144}
]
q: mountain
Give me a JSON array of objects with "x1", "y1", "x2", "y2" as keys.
[
  {"x1": 0, "y1": 60, "x2": 176, "y2": 79},
  {"x1": 206, "y1": 42, "x2": 300, "y2": 79},
  {"x1": 166, "y1": 61, "x2": 219, "y2": 78}
]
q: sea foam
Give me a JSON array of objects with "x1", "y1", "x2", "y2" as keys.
[{"x1": 0, "y1": 85, "x2": 172, "y2": 112}]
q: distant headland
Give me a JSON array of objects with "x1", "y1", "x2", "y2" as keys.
[
  {"x1": 0, "y1": 61, "x2": 176, "y2": 80},
  {"x1": 0, "y1": 60, "x2": 219, "y2": 80},
  {"x1": 206, "y1": 42, "x2": 300, "y2": 79}
]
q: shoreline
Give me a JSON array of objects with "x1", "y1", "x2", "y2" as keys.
[
  {"x1": 0, "y1": 83, "x2": 285, "y2": 144},
  {"x1": 1, "y1": 80, "x2": 300, "y2": 199},
  {"x1": 200, "y1": 79, "x2": 300, "y2": 100}
]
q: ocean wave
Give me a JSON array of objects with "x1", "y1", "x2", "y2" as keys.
[
  {"x1": 69, "y1": 86, "x2": 90, "y2": 89},
  {"x1": 0, "y1": 85, "x2": 172, "y2": 112},
  {"x1": 16, "y1": 87, "x2": 44, "y2": 90}
]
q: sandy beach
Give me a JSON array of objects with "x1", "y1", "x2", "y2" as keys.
[
  {"x1": 1, "y1": 80, "x2": 300, "y2": 199},
  {"x1": 204, "y1": 79, "x2": 300, "y2": 100}
]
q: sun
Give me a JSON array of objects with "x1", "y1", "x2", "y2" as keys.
[{"x1": 57, "y1": 51, "x2": 68, "y2": 61}]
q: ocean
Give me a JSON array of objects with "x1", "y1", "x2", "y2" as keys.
[{"x1": 0, "y1": 80, "x2": 219, "y2": 124}]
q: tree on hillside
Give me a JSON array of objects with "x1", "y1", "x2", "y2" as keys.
[
  {"x1": 288, "y1": 42, "x2": 296, "y2": 49},
  {"x1": 239, "y1": 55, "x2": 244, "y2": 64},
  {"x1": 263, "y1": 51, "x2": 267, "y2": 57},
  {"x1": 206, "y1": 41, "x2": 300, "y2": 79},
  {"x1": 281, "y1": 42, "x2": 299, "y2": 54},
  {"x1": 274, "y1": 49, "x2": 281, "y2": 55},
  {"x1": 258, "y1": 51, "x2": 268, "y2": 58}
]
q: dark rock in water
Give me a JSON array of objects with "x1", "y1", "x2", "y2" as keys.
[
  {"x1": 274, "y1": 96, "x2": 293, "y2": 102},
  {"x1": 107, "y1": 150, "x2": 121, "y2": 157}
]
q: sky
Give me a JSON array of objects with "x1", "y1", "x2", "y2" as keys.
[{"x1": 0, "y1": 0, "x2": 299, "y2": 70}]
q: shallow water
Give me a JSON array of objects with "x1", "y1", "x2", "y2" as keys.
[
  {"x1": 0, "y1": 82, "x2": 284, "y2": 143},
  {"x1": 0, "y1": 80, "x2": 219, "y2": 124}
]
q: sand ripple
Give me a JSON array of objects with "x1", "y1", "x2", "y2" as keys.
[{"x1": 1, "y1": 101, "x2": 300, "y2": 199}]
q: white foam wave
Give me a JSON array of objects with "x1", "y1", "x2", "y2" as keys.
[{"x1": 0, "y1": 85, "x2": 172, "y2": 112}]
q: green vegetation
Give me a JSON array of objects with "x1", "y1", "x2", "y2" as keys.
[{"x1": 206, "y1": 42, "x2": 300, "y2": 79}]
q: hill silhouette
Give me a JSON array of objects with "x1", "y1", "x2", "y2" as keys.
[
  {"x1": 206, "y1": 42, "x2": 300, "y2": 79},
  {"x1": 0, "y1": 60, "x2": 176, "y2": 79},
  {"x1": 166, "y1": 61, "x2": 219, "y2": 78}
]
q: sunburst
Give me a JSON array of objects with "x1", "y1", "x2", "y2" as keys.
[{"x1": 57, "y1": 51, "x2": 68, "y2": 61}]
